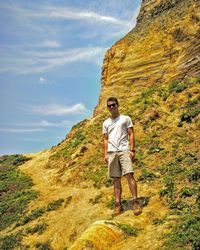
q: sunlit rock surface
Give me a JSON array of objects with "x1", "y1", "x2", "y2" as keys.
[
  {"x1": 95, "y1": 0, "x2": 200, "y2": 114},
  {"x1": 69, "y1": 221, "x2": 124, "y2": 250}
]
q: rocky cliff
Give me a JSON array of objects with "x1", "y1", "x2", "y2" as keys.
[
  {"x1": 1, "y1": 0, "x2": 199, "y2": 249},
  {"x1": 96, "y1": 0, "x2": 200, "y2": 114}
]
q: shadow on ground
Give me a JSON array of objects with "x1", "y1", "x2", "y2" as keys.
[{"x1": 122, "y1": 196, "x2": 150, "y2": 212}]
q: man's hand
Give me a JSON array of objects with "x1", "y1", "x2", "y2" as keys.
[
  {"x1": 128, "y1": 127, "x2": 135, "y2": 163},
  {"x1": 130, "y1": 151, "x2": 135, "y2": 163},
  {"x1": 103, "y1": 133, "x2": 108, "y2": 164},
  {"x1": 104, "y1": 154, "x2": 108, "y2": 163}
]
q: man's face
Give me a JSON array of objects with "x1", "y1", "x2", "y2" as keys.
[{"x1": 107, "y1": 101, "x2": 118, "y2": 112}]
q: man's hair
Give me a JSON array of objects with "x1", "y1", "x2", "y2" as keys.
[{"x1": 107, "y1": 97, "x2": 118, "y2": 105}]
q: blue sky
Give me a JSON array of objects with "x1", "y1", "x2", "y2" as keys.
[{"x1": 0, "y1": 0, "x2": 141, "y2": 155}]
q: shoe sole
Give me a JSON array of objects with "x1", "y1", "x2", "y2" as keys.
[{"x1": 134, "y1": 210, "x2": 142, "y2": 216}]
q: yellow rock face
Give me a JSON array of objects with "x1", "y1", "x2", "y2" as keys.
[
  {"x1": 95, "y1": 0, "x2": 200, "y2": 114},
  {"x1": 69, "y1": 221, "x2": 124, "y2": 250}
]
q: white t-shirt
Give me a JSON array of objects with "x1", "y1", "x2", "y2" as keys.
[{"x1": 103, "y1": 115, "x2": 133, "y2": 152}]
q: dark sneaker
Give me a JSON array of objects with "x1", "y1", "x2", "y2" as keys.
[
  {"x1": 113, "y1": 202, "x2": 122, "y2": 216},
  {"x1": 132, "y1": 200, "x2": 142, "y2": 216}
]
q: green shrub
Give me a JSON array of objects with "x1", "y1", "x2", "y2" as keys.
[
  {"x1": 53, "y1": 130, "x2": 86, "y2": 157},
  {"x1": 20, "y1": 207, "x2": 46, "y2": 225},
  {"x1": 1, "y1": 190, "x2": 38, "y2": 230},
  {"x1": 35, "y1": 241, "x2": 52, "y2": 250},
  {"x1": 0, "y1": 155, "x2": 38, "y2": 230},
  {"x1": 103, "y1": 178, "x2": 113, "y2": 187},
  {"x1": 180, "y1": 105, "x2": 200, "y2": 123},
  {"x1": 46, "y1": 198, "x2": 64, "y2": 211},
  {"x1": 169, "y1": 80, "x2": 187, "y2": 93},
  {"x1": 159, "y1": 177, "x2": 175, "y2": 199},
  {"x1": 166, "y1": 214, "x2": 200, "y2": 250},
  {"x1": 190, "y1": 107, "x2": 200, "y2": 118},
  {"x1": 70, "y1": 119, "x2": 88, "y2": 131},
  {"x1": 65, "y1": 196, "x2": 72, "y2": 207},
  {"x1": 141, "y1": 85, "x2": 158, "y2": 98},
  {"x1": 117, "y1": 223, "x2": 138, "y2": 236},
  {"x1": 168, "y1": 200, "x2": 189, "y2": 212},
  {"x1": 187, "y1": 166, "x2": 200, "y2": 182},
  {"x1": 148, "y1": 139, "x2": 164, "y2": 154},
  {"x1": 180, "y1": 187, "x2": 193, "y2": 197},
  {"x1": 186, "y1": 98, "x2": 199, "y2": 108},
  {"x1": 152, "y1": 218, "x2": 166, "y2": 225},
  {"x1": 161, "y1": 90, "x2": 170, "y2": 101},
  {"x1": 150, "y1": 131, "x2": 158, "y2": 138},
  {"x1": 106, "y1": 197, "x2": 116, "y2": 209},
  {"x1": 138, "y1": 168, "x2": 157, "y2": 182},
  {"x1": 83, "y1": 151, "x2": 108, "y2": 188},
  {"x1": 180, "y1": 111, "x2": 192, "y2": 123},
  {"x1": 25, "y1": 223, "x2": 47, "y2": 235},
  {"x1": 89, "y1": 194, "x2": 102, "y2": 205},
  {"x1": 0, "y1": 232, "x2": 23, "y2": 250},
  {"x1": 70, "y1": 131, "x2": 86, "y2": 148},
  {"x1": 84, "y1": 165, "x2": 107, "y2": 188},
  {"x1": 159, "y1": 162, "x2": 183, "y2": 177},
  {"x1": 184, "y1": 153, "x2": 198, "y2": 166},
  {"x1": 0, "y1": 154, "x2": 30, "y2": 167}
]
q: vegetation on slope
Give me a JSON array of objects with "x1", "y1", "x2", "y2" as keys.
[
  {"x1": 0, "y1": 154, "x2": 37, "y2": 231},
  {"x1": 0, "y1": 154, "x2": 67, "y2": 249},
  {"x1": 127, "y1": 77, "x2": 200, "y2": 249},
  {"x1": 0, "y1": 77, "x2": 199, "y2": 249},
  {"x1": 49, "y1": 77, "x2": 200, "y2": 249}
]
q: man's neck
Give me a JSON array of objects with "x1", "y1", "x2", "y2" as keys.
[{"x1": 111, "y1": 112, "x2": 120, "y2": 120}]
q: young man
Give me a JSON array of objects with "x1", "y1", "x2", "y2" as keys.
[{"x1": 103, "y1": 97, "x2": 142, "y2": 216}]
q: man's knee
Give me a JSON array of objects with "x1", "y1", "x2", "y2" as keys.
[
  {"x1": 125, "y1": 172, "x2": 133, "y2": 178},
  {"x1": 114, "y1": 177, "x2": 121, "y2": 184},
  {"x1": 125, "y1": 173, "x2": 136, "y2": 181}
]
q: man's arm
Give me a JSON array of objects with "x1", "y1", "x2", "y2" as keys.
[
  {"x1": 128, "y1": 127, "x2": 135, "y2": 162},
  {"x1": 103, "y1": 133, "x2": 108, "y2": 163}
]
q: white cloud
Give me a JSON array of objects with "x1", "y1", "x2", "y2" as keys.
[
  {"x1": 39, "y1": 76, "x2": 47, "y2": 84},
  {"x1": 0, "y1": 2, "x2": 139, "y2": 75},
  {"x1": 42, "y1": 7, "x2": 129, "y2": 26},
  {"x1": 5, "y1": 4, "x2": 130, "y2": 27},
  {"x1": 0, "y1": 2, "x2": 140, "y2": 75},
  {"x1": 0, "y1": 120, "x2": 71, "y2": 135},
  {"x1": 0, "y1": 47, "x2": 107, "y2": 74},
  {"x1": 29, "y1": 47, "x2": 106, "y2": 64},
  {"x1": 19, "y1": 136, "x2": 62, "y2": 142},
  {"x1": 0, "y1": 128, "x2": 44, "y2": 133},
  {"x1": 0, "y1": 3, "x2": 128, "y2": 24},
  {"x1": 41, "y1": 40, "x2": 61, "y2": 48},
  {"x1": 30, "y1": 103, "x2": 89, "y2": 116},
  {"x1": 16, "y1": 120, "x2": 70, "y2": 127}
]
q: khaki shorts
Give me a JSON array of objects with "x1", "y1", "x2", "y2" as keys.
[{"x1": 108, "y1": 151, "x2": 134, "y2": 178}]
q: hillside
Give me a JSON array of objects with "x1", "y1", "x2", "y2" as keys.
[{"x1": 0, "y1": 0, "x2": 200, "y2": 249}]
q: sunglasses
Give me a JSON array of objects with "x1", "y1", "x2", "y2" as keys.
[{"x1": 107, "y1": 103, "x2": 117, "y2": 108}]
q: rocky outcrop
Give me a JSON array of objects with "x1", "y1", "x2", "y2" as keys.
[
  {"x1": 68, "y1": 221, "x2": 124, "y2": 250},
  {"x1": 137, "y1": 0, "x2": 184, "y2": 23},
  {"x1": 95, "y1": 0, "x2": 200, "y2": 115}
]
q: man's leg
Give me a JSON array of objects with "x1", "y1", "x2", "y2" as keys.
[
  {"x1": 119, "y1": 151, "x2": 137, "y2": 200},
  {"x1": 125, "y1": 173, "x2": 142, "y2": 215},
  {"x1": 113, "y1": 177, "x2": 122, "y2": 215},
  {"x1": 108, "y1": 153, "x2": 122, "y2": 215},
  {"x1": 125, "y1": 173, "x2": 137, "y2": 200},
  {"x1": 114, "y1": 177, "x2": 122, "y2": 203}
]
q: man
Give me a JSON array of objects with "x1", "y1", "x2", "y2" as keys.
[{"x1": 103, "y1": 97, "x2": 142, "y2": 216}]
